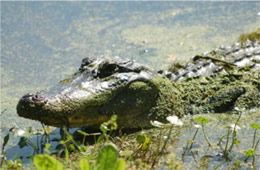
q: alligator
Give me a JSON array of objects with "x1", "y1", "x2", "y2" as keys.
[{"x1": 17, "y1": 39, "x2": 260, "y2": 129}]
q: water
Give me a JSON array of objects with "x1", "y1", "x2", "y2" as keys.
[
  {"x1": 1, "y1": 1, "x2": 259, "y2": 168},
  {"x1": 171, "y1": 111, "x2": 260, "y2": 169}
]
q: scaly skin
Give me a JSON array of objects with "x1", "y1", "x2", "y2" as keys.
[{"x1": 17, "y1": 40, "x2": 260, "y2": 129}]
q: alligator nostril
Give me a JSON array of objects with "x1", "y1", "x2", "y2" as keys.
[{"x1": 32, "y1": 94, "x2": 44, "y2": 102}]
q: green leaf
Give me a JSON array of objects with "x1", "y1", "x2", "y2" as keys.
[
  {"x1": 69, "y1": 144, "x2": 76, "y2": 151},
  {"x1": 136, "y1": 134, "x2": 150, "y2": 150},
  {"x1": 67, "y1": 134, "x2": 73, "y2": 141},
  {"x1": 59, "y1": 140, "x2": 65, "y2": 145},
  {"x1": 194, "y1": 116, "x2": 209, "y2": 124},
  {"x1": 100, "y1": 124, "x2": 108, "y2": 134},
  {"x1": 33, "y1": 154, "x2": 63, "y2": 170},
  {"x1": 100, "y1": 115, "x2": 118, "y2": 133},
  {"x1": 115, "y1": 158, "x2": 126, "y2": 170},
  {"x1": 234, "y1": 139, "x2": 240, "y2": 144},
  {"x1": 250, "y1": 123, "x2": 260, "y2": 130},
  {"x1": 142, "y1": 138, "x2": 150, "y2": 150},
  {"x1": 80, "y1": 159, "x2": 90, "y2": 170},
  {"x1": 136, "y1": 134, "x2": 146, "y2": 144},
  {"x1": 97, "y1": 143, "x2": 119, "y2": 170},
  {"x1": 244, "y1": 149, "x2": 255, "y2": 157},
  {"x1": 109, "y1": 115, "x2": 118, "y2": 130}
]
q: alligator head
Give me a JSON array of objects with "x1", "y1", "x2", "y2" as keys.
[{"x1": 17, "y1": 56, "x2": 184, "y2": 129}]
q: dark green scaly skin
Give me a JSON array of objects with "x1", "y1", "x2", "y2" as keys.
[{"x1": 17, "y1": 40, "x2": 260, "y2": 129}]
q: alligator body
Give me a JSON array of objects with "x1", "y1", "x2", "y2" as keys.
[{"x1": 17, "y1": 40, "x2": 260, "y2": 129}]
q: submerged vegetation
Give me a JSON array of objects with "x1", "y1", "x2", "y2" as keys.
[{"x1": 0, "y1": 111, "x2": 259, "y2": 169}]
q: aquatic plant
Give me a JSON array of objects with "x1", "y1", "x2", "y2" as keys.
[
  {"x1": 150, "y1": 115, "x2": 183, "y2": 168},
  {"x1": 189, "y1": 124, "x2": 201, "y2": 150},
  {"x1": 244, "y1": 123, "x2": 260, "y2": 169},
  {"x1": 216, "y1": 110, "x2": 242, "y2": 160},
  {"x1": 193, "y1": 116, "x2": 212, "y2": 147}
]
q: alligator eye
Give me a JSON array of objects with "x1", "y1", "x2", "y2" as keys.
[
  {"x1": 97, "y1": 63, "x2": 118, "y2": 78},
  {"x1": 81, "y1": 57, "x2": 94, "y2": 66},
  {"x1": 79, "y1": 57, "x2": 94, "y2": 72}
]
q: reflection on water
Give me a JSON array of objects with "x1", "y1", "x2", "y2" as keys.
[{"x1": 1, "y1": 1, "x2": 259, "y2": 167}]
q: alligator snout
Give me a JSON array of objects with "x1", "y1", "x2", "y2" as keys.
[{"x1": 17, "y1": 92, "x2": 50, "y2": 121}]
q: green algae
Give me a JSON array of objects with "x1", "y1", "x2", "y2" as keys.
[
  {"x1": 148, "y1": 76, "x2": 184, "y2": 121},
  {"x1": 59, "y1": 78, "x2": 72, "y2": 84},
  {"x1": 167, "y1": 62, "x2": 185, "y2": 73},
  {"x1": 239, "y1": 28, "x2": 260, "y2": 45},
  {"x1": 175, "y1": 70, "x2": 260, "y2": 114}
]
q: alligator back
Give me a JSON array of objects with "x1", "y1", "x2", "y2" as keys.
[
  {"x1": 166, "y1": 41, "x2": 260, "y2": 82},
  {"x1": 164, "y1": 40, "x2": 260, "y2": 115}
]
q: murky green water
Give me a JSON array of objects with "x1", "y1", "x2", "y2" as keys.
[{"x1": 1, "y1": 1, "x2": 259, "y2": 168}]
